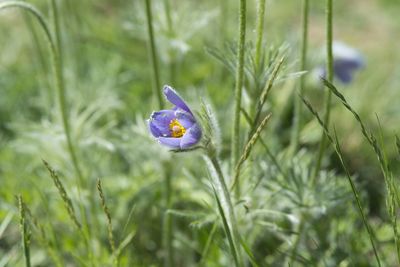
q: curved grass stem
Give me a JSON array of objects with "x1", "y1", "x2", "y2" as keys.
[
  {"x1": 0, "y1": 1, "x2": 84, "y2": 189},
  {"x1": 50, "y1": 4, "x2": 85, "y2": 192},
  {"x1": 49, "y1": 2, "x2": 96, "y2": 264},
  {"x1": 0, "y1": 1, "x2": 93, "y2": 262},
  {"x1": 300, "y1": 95, "x2": 382, "y2": 267}
]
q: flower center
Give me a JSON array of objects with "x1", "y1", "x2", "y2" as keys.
[{"x1": 169, "y1": 119, "x2": 186, "y2": 138}]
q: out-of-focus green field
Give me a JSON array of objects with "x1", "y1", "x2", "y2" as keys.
[{"x1": 1, "y1": 0, "x2": 400, "y2": 266}]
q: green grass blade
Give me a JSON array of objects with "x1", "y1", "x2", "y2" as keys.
[
  {"x1": 22, "y1": 202, "x2": 64, "y2": 267},
  {"x1": 300, "y1": 94, "x2": 382, "y2": 267},
  {"x1": 0, "y1": 212, "x2": 13, "y2": 239},
  {"x1": 291, "y1": 0, "x2": 309, "y2": 151},
  {"x1": 144, "y1": 0, "x2": 163, "y2": 109},
  {"x1": 239, "y1": 237, "x2": 260, "y2": 267},
  {"x1": 0, "y1": 0, "x2": 85, "y2": 197},
  {"x1": 252, "y1": 56, "x2": 285, "y2": 129},
  {"x1": 323, "y1": 79, "x2": 400, "y2": 206},
  {"x1": 43, "y1": 160, "x2": 81, "y2": 229},
  {"x1": 17, "y1": 195, "x2": 31, "y2": 267},
  {"x1": 212, "y1": 186, "x2": 240, "y2": 267},
  {"x1": 115, "y1": 231, "x2": 136, "y2": 262},
  {"x1": 312, "y1": 0, "x2": 334, "y2": 183},
  {"x1": 254, "y1": 0, "x2": 266, "y2": 70},
  {"x1": 241, "y1": 108, "x2": 287, "y2": 180},
  {"x1": 96, "y1": 179, "x2": 117, "y2": 266},
  {"x1": 231, "y1": 0, "x2": 247, "y2": 181},
  {"x1": 231, "y1": 113, "x2": 272, "y2": 191},
  {"x1": 199, "y1": 221, "x2": 218, "y2": 266}
]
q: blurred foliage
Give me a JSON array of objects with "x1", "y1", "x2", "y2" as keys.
[{"x1": 1, "y1": 0, "x2": 400, "y2": 266}]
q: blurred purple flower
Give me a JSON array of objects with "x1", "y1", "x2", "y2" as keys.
[
  {"x1": 320, "y1": 41, "x2": 365, "y2": 84},
  {"x1": 148, "y1": 86, "x2": 201, "y2": 149}
]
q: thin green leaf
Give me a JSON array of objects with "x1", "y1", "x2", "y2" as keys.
[
  {"x1": 43, "y1": 160, "x2": 81, "y2": 230},
  {"x1": 17, "y1": 195, "x2": 31, "y2": 267},
  {"x1": 231, "y1": 113, "x2": 272, "y2": 191},
  {"x1": 239, "y1": 237, "x2": 260, "y2": 267},
  {"x1": 199, "y1": 222, "x2": 218, "y2": 266},
  {"x1": 300, "y1": 94, "x2": 382, "y2": 267},
  {"x1": 0, "y1": 212, "x2": 13, "y2": 239},
  {"x1": 96, "y1": 179, "x2": 117, "y2": 266},
  {"x1": 212, "y1": 186, "x2": 240, "y2": 267},
  {"x1": 252, "y1": 56, "x2": 285, "y2": 127}
]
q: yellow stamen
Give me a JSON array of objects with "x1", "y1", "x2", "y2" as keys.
[{"x1": 169, "y1": 119, "x2": 186, "y2": 138}]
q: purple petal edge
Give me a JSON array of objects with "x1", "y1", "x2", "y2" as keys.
[
  {"x1": 163, "y1": 85, "x2": 193, "y2": 115},
  {"x1": 158, "y1": 136, "x2": 182, "y2": 149},
  {"x1": 148, "y1": 110, "x2": 175, "y2": 137},
  {"x1": 180, "y1": 124, "x2": 202, "y2": 149},
  {"x1": 175, "y1": 110, "x2": 196, "y2": 129}
]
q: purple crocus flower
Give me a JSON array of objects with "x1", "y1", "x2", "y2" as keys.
[
  {"x1": 319, "y1": 41, "x2": 365, "y2": 84},
  {"x1": 148, "y1": 86, "x2": 202, "y2": 149}
]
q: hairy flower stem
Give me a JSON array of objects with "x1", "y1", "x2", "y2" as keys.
[
  {"x1": 291, "y1": 0, "x2": 309, "y2": 152},
  {"x1": 254, "y1": 0, "x2": 265, "y2": 71},
  {"x1": 231, "y1": 0, "x2": 247, "y2": 197},
  {"x1": 207, "y1": 153, "x2": 243, "y2": 267},
  {"x1": 312, "y1": 0, "x2": 333, "y2": 184},
  {"x1": 145, "y1": 0, "x2": 164, "y2": 109}
]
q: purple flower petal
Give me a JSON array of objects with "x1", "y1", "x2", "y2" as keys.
[
  {"x1": 175, "y1": 110, "x2": 195, "y2": 129},
  {"x1": 163, "y1": 85, "x2": 193, "y2": 115},
  {"x1": 158, "y1": 136, "x2": 182, "y2": 149},
  {"x1": 148, "y1": 110, "x2": 175, "y2": 137},
  {"x1": 335, "y1": 58, "x2": 363, "y2": 70},
  {"x1": 150, "y1": 109, "x2": 175, "y2": 123},
  {"x1": 148, "y1": 86, "x2": 202, "y2": 149},
  {"x1": 334, "y1": 59, "x2": 360, "y2": 84},
  {"x1": 330, "y1": 42, "x2": 364, "y2": 84},
  {"x1": 333, "y1": 41, "x2": 364, "y2": 67},
  {"x1": 334, "y1": 68, "x2": 352, "y2": 84},
  {"x1": 319, "y1": 58, "x2": 364, "y2": 84},
  {"x1": 180, "y1": 124, "x2": 202, "y2": 149},
  {"x1": 149, "y1": 122, "x2": 162, "y2": 137}
]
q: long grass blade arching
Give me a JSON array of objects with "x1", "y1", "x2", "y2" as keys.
[{"x1": 300, "y1": 95, "x2": 382, "y2": 267}]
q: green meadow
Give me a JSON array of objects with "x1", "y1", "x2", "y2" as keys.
[{"x1": 1, "y1": 0, "x2": 400, "y2": 266}]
